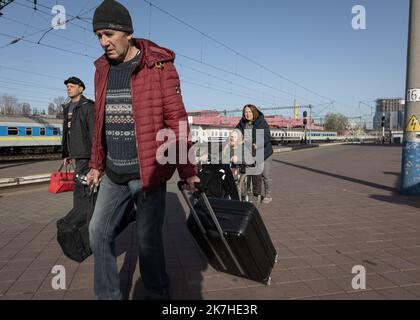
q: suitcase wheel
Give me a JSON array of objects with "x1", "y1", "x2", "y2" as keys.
[{"x1": 264, "y1": 276, "x2": 271, "y2": 286}]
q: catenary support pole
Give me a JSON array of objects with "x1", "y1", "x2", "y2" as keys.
[{"x1": 401, "y1": 0, "x2": 420, "y2": 195}]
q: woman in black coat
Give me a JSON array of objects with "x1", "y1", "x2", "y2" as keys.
[{"x1": 236, "y1": 104, "x2": 273, "y2": 203}]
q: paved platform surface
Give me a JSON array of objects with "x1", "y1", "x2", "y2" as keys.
[
  {"x1": 2, "y1": 144, "x2": 420, "y2": 300},
  {"x1": 0, "y1": 144, "x2": 323, "y2": 180},
  {"x1": 0, "y1": 160, "x2": 61, "y2": 179}
]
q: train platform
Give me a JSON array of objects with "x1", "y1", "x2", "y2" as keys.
[
  {"x1": 1, "y1": 144, "x2": 420, "y2": 300},
  {"x1": 0, "y1": 144, "x2": 340, "y2": 186}
]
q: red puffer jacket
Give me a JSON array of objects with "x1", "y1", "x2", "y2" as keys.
[{"x1": 89, "y1": 38, "x2": 197, "y2": 191}]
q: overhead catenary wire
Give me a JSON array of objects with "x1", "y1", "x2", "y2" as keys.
[
  {"x1": 0, "y1": 84, "x2": 70, "y2": 99},
  {"x1": 0, "y1": 22, "x2": 306, "y2": 107},
  {"x1": 0, "y1": 78, "x2": 94, "y2": 96},
  {"x1": 0, "y1": 31, "x2": 97, "y2": 58},
  {"x1": 0, "y1": 64, "x2": 94, "y2": 85},
  {"x1": 176, "y1": 52, "x2": 318, "y2": 106},
  {"x1": 20, "y1": 0, "x2": 95, "y2": 25},
  {"x1": 1, "y1": 14, "x2": 292, "y2": 105},
  {"x1": 142, "y1": 0, "x2": 334, "y2": 105},
  {"x1": 0, "y1": 19, "x2": 296, "y2": 103},
  {"x1": 0, "y1": 92, "x2": 61, "y2": 105},
  {"x1": 1, "y1": 1, "x2": 367, "y2": 118},
  {"x1": 182, "y1": 77, "x2": 280, "y2": 106},
  {"x1": 2, "y1": 1, "x2": 325, "y2": 108},
  {"x1": 143, "y1": 1, "x2": 372, "y2": 117},
  {"x1": 177, "y1": 63, "x2": 291, "y2": 104},
  {"x1": 1, "y1": 14, "x2": 295, "y2": 106},
  {"x1": 0, "y1": 15, "x2": 99, "y2": 50},
  {"x1": 181, "y1": 72, "x2": 288, "y2": 105},
  {"x1": 0, "y1": 1, "x2": 99, "y2": 53},
  {"x1": 11, "y1": 0, "x2": 94, "y2": 32}
]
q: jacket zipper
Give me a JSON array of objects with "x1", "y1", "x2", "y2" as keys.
[
  {"x1": 133, "y1": 122, "x2": 146, "y2": 200},
  {"x1": 131, "y1": 72, "x2": 146, "y2": 200}
]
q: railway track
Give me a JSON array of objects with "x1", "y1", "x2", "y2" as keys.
[{"x1": 0, "y1": 153, "x2": 62, "y2": 162}]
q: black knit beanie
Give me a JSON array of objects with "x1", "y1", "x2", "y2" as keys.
[{"x1": 93, "y1": 0, "x2": 133, "y2": 33}]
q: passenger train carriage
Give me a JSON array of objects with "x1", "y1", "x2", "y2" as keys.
[
  {"x1": 269, "y1": 129, "x2": 338, "y2": 144},
  {"x1": 190, "y1": 124, "x2": 339, "y2": 145},
  {"x1": 0, "y1": 116, "x2": 341, "y2": 156},
  {"x1": 0, "y1": 116, "x2": 62, "y2": 154}
]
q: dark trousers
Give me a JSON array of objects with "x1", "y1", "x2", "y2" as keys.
[
  {"x1": 73, "y1": 159, "x2": 90, "y2": 208},
  {"x1": 252, "y1": 175, "x2": 263, "y2": 196}
]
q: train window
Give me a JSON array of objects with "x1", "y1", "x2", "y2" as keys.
[
  {"x1": 40, "y1": 128, "x2": 46, "y2": 136},
  {"x1": 26, "y1": 128, "x2": 32, "y2": 135},
  {"x1": 53, "y1": 128, "x2": 59, "y2": 135},
  {"x1": 8, "y1": 127, "x2": 18, "y2": 135}
]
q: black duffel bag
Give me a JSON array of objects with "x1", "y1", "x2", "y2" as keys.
[
  {"x1": 56, "y1": 187, "x2": 136, "y2": 263},
  {"x1": 198, "y1": 164, "x2": 239, "y2": 200}
]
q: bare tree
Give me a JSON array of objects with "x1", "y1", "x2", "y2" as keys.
[
  {"x1": 1, "y1": 94, "x2": 18, "y2": 115},
  {"x1": 47, "y1": 102, "x2": 56, "y2": 115},
  {"x1": 324, "y1": 113, "x2": 349, "y2": 134},
  {"x1": 15, "y1": 103, "x2": 23, "y2": 115},
  {"x1": 21, "y1": 103, "x2": 31, "y2": 116},
  {"x1": 53, "y1": 96, "x2": 66, "y2": 119}
]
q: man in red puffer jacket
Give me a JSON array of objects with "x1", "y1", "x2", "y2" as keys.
[{"x1": 86, "y1": 0, "x2": 199, "y2": 300}]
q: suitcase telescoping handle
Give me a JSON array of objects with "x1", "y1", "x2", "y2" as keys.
[{"x1": 178, "y1": 181, "x2": 246, "y2": 276}]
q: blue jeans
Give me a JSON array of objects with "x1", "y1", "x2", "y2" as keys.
[{"x1": 89, "y1": 175, "x2": 169, "y2": 300}]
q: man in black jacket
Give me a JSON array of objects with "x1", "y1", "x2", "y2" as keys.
[{"x1": 62, "y1": 76, "x2": 95, "y2": 206}]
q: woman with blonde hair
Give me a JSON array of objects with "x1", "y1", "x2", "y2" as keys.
[
  {"x1": 222, "y1": 128, "x2": 262, "y2": 202},
  {"x1": 222, "y1": 129, "x2": 244, "y2": 163}
]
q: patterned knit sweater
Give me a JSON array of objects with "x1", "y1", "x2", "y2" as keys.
[{"x1": 104, "y1": 53, "x2": 141, "y2": 184}]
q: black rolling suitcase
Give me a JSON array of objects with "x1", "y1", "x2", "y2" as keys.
[{"x1": 178, "y1": 181, "x2": 277, "y2": 285}]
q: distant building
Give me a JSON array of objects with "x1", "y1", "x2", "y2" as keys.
[
  {"x1": 189, "y1": 110, "x2": 324, "y2": 130},
  {"x1": 373, "y1": 98, "x2": 405, "y2": 131}
]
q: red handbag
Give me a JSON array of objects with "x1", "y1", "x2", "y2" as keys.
[{"x1": 48, "y1": 163, "x2": 75, "y2": 194}]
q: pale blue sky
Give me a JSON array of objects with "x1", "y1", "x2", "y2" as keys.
[{"x1": 0, "y1": 0, "x2": 410, "y2": 123}]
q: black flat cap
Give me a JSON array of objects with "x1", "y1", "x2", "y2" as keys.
[{"x1": 64, "y1": 76, "x2": 86, "y2": 91}]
